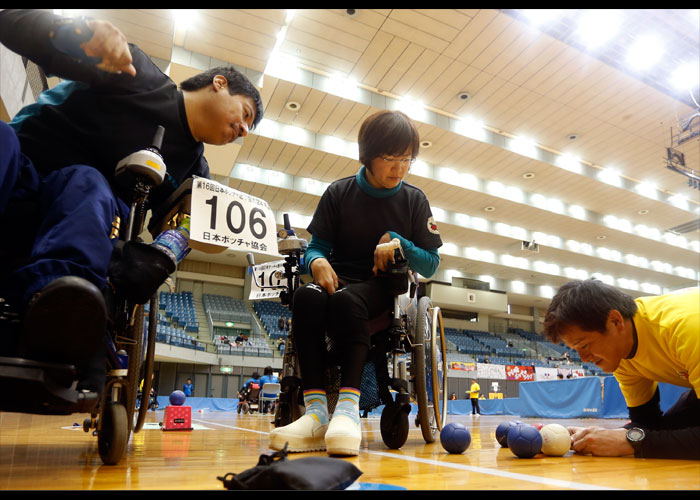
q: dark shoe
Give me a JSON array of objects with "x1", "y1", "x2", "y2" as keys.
[
  {"x1": 0, "y1": 297, "x2": 23, "y2": 357},
  {"x1": 21, "y1": 276, "x2": 107, "y2": 374}
]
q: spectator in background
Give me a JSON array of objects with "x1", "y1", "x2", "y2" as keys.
[
  {"x1": 260, "y1": 366, "x2": 280, "y2": 414},
  {"x1": 277, "y1": 337, "x2": 285, "y2": 352},
  {"x1": 469, "y1": 378, "x2": 481, "y2": 416},
  {"x1": 183, "y1": 378, "x2": 194, "y2": 397},
  {"x1": 449, "y1": 392, "x2": 456, "y2": 400},
  {"x1": 285, "y1": 317, "x2": 291, "y2": 331},
  {"x1": 278, "y1": 316, "x2": 285, "y2": 333},
  {"x1": 243, "y1": 371, "x2": 261, "y2": 389}
]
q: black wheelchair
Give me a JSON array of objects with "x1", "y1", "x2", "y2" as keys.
[
  {"x1": 0, "y1": 127, "x2": 181, "y2": 465},
  {"x1": 248, "y1": 217, "x2": 448, "y2": 449}
]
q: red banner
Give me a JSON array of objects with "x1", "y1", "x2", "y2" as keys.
[
  {"x1": 506, "y1": 364, "x2": 534, "y2": 381},
  {"x1": 449, "y1": 361, "x2": 476, "y2": 372}
]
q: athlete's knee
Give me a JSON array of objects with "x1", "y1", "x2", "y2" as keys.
[{"x1": 293, "y1": 283, "x2": 329, "y2": 313}]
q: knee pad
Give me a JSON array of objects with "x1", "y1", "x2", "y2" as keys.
[{"x1": 108, "y1": 240, "x2": 175, "y2": 304}]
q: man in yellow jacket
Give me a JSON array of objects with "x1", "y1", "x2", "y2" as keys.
[
  {"x1": 544, "y1": 279, "x2": 699, "y2": 459},
  {"x1": 468, "y1": 378, "x2": 481, "y2": 416}
]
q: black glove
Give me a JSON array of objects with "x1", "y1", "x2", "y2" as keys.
[{"x1": 108, "y1": 240, "x2": 175, "y2": 304}]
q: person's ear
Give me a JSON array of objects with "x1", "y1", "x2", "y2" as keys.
[
  {"x1": 213, "y1": 75, "x2": 228, "y2": 92},
  {"x1": 608, "y1": 309, "x2": 625, "y2": 330}
]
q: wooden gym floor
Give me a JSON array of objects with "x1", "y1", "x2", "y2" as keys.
[{"x1": 0, "y1": 409, "x2": 697, "y2": 491}]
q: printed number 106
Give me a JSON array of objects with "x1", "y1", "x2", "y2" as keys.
[{"x1": 205, "y1": 195, "x2": 267, "y2": 239}]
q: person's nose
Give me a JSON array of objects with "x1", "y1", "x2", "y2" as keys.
[{"x1": 239, "y1": 122, "x2": 249, "y2": 137}]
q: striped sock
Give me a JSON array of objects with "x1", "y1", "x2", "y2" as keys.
[
  {"x1": 332, "y1": 387, "x2": 361, "y2": 424},
  {"x1": 303, "y1": 389, "x2": 329, "y2": 425}
]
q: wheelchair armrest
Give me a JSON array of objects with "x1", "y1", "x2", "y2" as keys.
[{"x1": 147, "y1": 178, "x2": 225, "y2": 254}]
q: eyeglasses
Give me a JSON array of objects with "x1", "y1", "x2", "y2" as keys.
[{"x1": 379, "y1": 156, "x2": 416, "y2": 166}]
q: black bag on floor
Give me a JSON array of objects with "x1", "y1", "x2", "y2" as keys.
[{"x1": 217, "y1": 444, "x2": 362, "y2": 490}]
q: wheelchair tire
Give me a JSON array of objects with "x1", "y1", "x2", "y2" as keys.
[
  {"x1": 98, "y1": 401, "x2": 128, "y2": 465},
  {"x1": 122, "y1": 304, "x2": 145, "y2": 434},
  {"x1": 412, "y1": 296, "x2": 440, "y2": 444},
  {"x1": 428, "y1": 305, "x2": 448, "y2": 436},
  {"x1": 380, "y1": 401, "x2": 410, "y2": 449},
  {"x1": 134, "y1": 295, "x2": 157, "y2": 433}
]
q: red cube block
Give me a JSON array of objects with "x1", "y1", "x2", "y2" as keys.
[{"x1": 162, "y1": 405, "x2": 192, "y2": 431}]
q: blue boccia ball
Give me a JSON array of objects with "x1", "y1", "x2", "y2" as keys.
[
  {"x1": 440, "y1": 422, "x2": 471, "y2": 454},
  {"x1": 495, "y1": 420, "x2": 518, "y2": 447},
  {"x1": 507, "y1": 424, "x2": 542, "y2": 458},
  {"x1": 169, "y1": 390, "x2": 186, "y2": 406}
]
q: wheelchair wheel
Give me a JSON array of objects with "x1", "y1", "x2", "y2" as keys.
[
  {"x1": 273, "y1": 335, "x2": 305, "y2": 428},
  {"x1": 134, "y1": 295, "x2": 157, "y2": 433},
  {"x1": 122, "y1": 303, "x2": 145, "y2": 434},
  {"x1": 98, "y1": 401, "x2": 128, "y2": 465},
  {"x1": 412, "y1": 296, "x2": 447, "y2": 443},
  {"x1": 380, "y1": 401, "x2": 410, "y2": 449}
]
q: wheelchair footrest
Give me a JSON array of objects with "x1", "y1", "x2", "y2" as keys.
[{"x1": 0, "y1": 356, "x2": 99, "y2": 415}]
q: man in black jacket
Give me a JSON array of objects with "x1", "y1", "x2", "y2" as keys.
[{"x1": 0, "y1": 9, "x2": 263, "y2": 390}]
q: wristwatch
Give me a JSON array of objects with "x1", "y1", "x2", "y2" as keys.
[{"x1": 625, "y1": 427, "x2": 646, "y2": 456}]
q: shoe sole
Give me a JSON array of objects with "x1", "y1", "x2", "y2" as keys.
[
  {"x1": 269, "y1": 432, "x2": 326, "y2": 452},
  {"x1": 325, "y1": 434, "x2": 361, "y2": 456}
]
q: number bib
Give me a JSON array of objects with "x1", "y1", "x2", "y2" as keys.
[{"x1": 190, "y1": 176, "x2": 279, "y2": 258}]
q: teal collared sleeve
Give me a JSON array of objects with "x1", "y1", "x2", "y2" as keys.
[
  {"x1": 388, "y1": 231, "x2": 440, "y2": 278},
  {"x1": 303, "y1": 235, "x2": 333, "y2": 276}
]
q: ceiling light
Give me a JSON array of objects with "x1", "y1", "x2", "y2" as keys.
[
  {"x1": 410, "y1": 159, "x2": 430, "y2": 177},
  {"x1": 483, "y1": 206, "x2": 496, "y2": 212},
  {"x1": 598, "y1": 167, "x2": 622, "y2": 187},
  {"x1": 568, "y1": 204, "x2": 586, "y2": 219},
  {"x1": 326, "y1": 73, "x2": 360, "y2": 99},
  {"x1": 396, "y1": 97, "x2": 426, "y2": 121},
  {"x1": 171, "y1": 10, "x2": 198, "y2": 31},
  {"x1": 457, "y1": 91, "x2": 471, "y2": 101},
  {"x1": 522, "y1": 9, "x2": 563, "y2": 27},
  {"x1": 285, "y1": 101, "x2": 300, "y2": 111},
  {"x1": 420, "y1": 141, "x2": 432, "y2": 148},
  {"x1": 576, "y1": 9, "x2": 622, "y2": 50},
  {"x1": 455, "y1": 116, "x2": 486, "y2": 141},
  {"x1": 596, "y1": 235, "x2": 607, "y2": 240},
  {"x1": 637, "y1": 209, "x2": 649, "y2": 215},
  {"x1": 635, "y1": 181, "x2": 658, "y2": 199},
  {"x1": 626, "y1": 34, "x2": 664, "y2": 72},
  {"x1": 670, "y1": 62, "x2": 700, "y2": 91},
  {"x1": 522, "y1": 172, "x2": 535, "y2": 179},
  {"x1": 510, "y1": 136, "x2": 537, "y2": 158},
  {"x1": 556, "y1": 153, "x2": 582, "y2": 174}
]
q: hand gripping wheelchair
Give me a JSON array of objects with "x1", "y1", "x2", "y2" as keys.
[
  {"x1": 0, "y1": 126, "x2": 184, "y2": 465},
  {"x1": 248, "y1": 218, "x2": 448, "y2": 449}
]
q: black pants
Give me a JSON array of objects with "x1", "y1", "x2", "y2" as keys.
[
  {"x1": 471, "y1": 398, "x2": 480, "y2": 414},
  {"x1": 292, "y1": 277, "x2": 394, "y2": 391}
]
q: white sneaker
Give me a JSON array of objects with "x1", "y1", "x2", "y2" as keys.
[
  {"x1": 325, "y1": 414, "x2": 361, "y2": 456},
  {"x1": 269, "y1": 414, "x2": 328, "y2": 452}
]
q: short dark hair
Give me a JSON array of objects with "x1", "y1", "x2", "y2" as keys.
[
  {"x1": 252, "y1": 371, "x2": 260, "y2": 379},
  {"x1": 180, "y1": 66, "x2": 263, "y2": 130},
  {"x1": 543, "y1": 278, "x2": 638, "y2": 343},
  {"x1": 264, "y1": 366, "x2": 273, "y2": 376},
  {"x1": 358, "y1": 110, "x2": 420, "y2": 168}
]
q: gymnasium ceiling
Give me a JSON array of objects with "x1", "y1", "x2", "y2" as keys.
[{"x1": 53, "y1": 9, "x2": 700, "y2": 310}]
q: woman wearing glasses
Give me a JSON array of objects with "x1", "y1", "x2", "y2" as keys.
[{"x1": 269, "y1": 110, "x2": 443, "y2": 456}]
